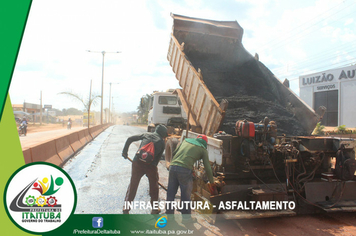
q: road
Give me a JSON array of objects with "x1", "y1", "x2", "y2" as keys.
[
  {"x1": 46, "y1": 125, "x2": 356, "y2": 235},
  {"x1": 62, "y1": 125, "x2": 169, "y2": 214}
]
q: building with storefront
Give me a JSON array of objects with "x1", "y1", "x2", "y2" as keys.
[{"x1": 299, "y1": 64, "x2": 356, "y2": 127}]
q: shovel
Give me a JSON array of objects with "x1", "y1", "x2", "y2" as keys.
[{"x1": 126, "y1": 156, "x2": 168, "y2": 191}]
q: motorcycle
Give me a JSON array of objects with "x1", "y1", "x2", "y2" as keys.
[
  {"x1": 18, "y1": 123, "x2": 27, "y2": 136},
  {"x1": 67, "y1": 121, "x2": 72, "y2": 129}
]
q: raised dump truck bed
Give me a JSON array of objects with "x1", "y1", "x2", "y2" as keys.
[
  {"x1": 168, "y1": 14, "x2": 323, "y2": 136},
  {"x1": 167, "y1": 35, "x2": 228, "y2": 136}
]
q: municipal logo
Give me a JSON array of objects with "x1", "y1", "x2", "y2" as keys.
[
  {"x1": 92, "y1": 217, "x2": 104, "y2": 228},
  {"x1": 4, "y1": 162, "x2": 77, "y2": 234},
  {"x1": 155, "y1": 216, "x2": 167, "y2": 228}
]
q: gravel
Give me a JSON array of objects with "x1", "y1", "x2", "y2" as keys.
[{"x1": 175, "y1": 33, "x2": 308, "y2": 136}]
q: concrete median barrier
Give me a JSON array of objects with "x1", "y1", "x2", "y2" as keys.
[
  {"x1": 89, "y1": 126, "x2": 98, "y2": 138},
  {"x1": 23, "y1": 148, "x2": 32, "y2": 164},
  {"x1": 78, "y1": 130, "x2": 89, "y2": 146},
  {"x1": 90, "y1": 125, "x2": 105, "y2": 138},
  {"x1": 84, "y1": 128, "x2": 93, "y2": 141},
  {"x1": 23, "y1": 124, "x2": 111, "y2": 167},
  {"x1": 97, "y1": 125, "x2": 103, "y2": 135},
  {"x1": 95, "y1": 126, "x2": 101, "y2": 137},
  {"x1": 30, "y1": 140, "x2": 63, "y2": 166},
  {"x1": 89, "y1": 127, "x2": 95, "y2": 138},
  {"x1": 69, "y1": 132, "x2": 82, "y2": 152},
  {"x1": 55, "y1": 135, "x2": 74, "y2": 163}
]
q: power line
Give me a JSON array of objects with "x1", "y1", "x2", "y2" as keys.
[
  {"x1": 260, "y1": 1, "x2": 356, "y2": 51},
  {"x1": 277, "y1": 50, "x2": 356, "y2": 75},
  {"x1": 273, "y1": 48, "x2": 356, "y2": 75},
  {"x1": 267, "y1": 7, "x2": 356, "y2": 52},
  {"x1": 258, "y1": 3, "x2": 356, "y2": 80},
  {"x1": 259, "y1": 1, "x2": 346, "y2": 49},
  {"x1": 276, "y1": 58, "x2": 356, "y2": 79},
  {"x1": 272, "y1": 42, "x2": 356, "y2": 73}
]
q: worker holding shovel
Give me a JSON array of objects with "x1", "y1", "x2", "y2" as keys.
[{"x1": 121, "y1": 124, "x2": 168, "y2": 214}]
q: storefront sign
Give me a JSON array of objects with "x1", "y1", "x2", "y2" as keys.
[
  {"x1": 314, "y1": 83, "x2": 338, "y2": 91},
  {"x1": 300, "y1": 65, "x2": 356, "y2": 87}
]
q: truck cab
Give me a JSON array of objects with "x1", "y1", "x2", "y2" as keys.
[{"x1": 147, "y1": 91, "x2": 187, "y2": 132}]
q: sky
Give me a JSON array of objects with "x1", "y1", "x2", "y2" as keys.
[{"x1": 9, "y1": 0, "x2": 356, "y2": 113}]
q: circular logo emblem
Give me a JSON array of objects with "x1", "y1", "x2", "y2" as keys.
[{"x1": 4, "y1": 162, "x2": 77, "y2": 234}]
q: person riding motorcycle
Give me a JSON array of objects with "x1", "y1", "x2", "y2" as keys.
[
  {"x1": 67, "y1": 118, "x2": 72, "y2": 129},
  {"x1": 19, "y1": 117, "x2": 28, "y2": 136}
]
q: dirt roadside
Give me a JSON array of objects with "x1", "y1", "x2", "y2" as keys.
[
  {"x1": 18, "y1": 123, "x2": 87, "y2": 150},
  {"x1": 23, "y1": 123, "x2": 82, "y2": 133}
]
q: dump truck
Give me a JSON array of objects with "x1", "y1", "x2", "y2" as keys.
[
  {"x1": 163, "y1": 14, "x2": 356, "y2": 221},
  {"x1": 147, "y1": 90, "x2": 187, "y2": 132}
]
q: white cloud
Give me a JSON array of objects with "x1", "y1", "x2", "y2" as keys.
[{"x1": 344, "y1": 18, "x2": 354, "y2": 26}]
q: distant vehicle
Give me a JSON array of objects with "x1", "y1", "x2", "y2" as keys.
[
  {"x1": 83, "y1": 112, "x2": 95, "y2": 127},
  {"x1": 147, "y1": 91, "x2": 187, "y2": 132},
  {"x1": 18, "y1": 119, "x2": 27, "y2": 136},
  {"x1": 67, "y1": 118, "x2": 72, "y2": 129},
  {"x1": 15, "y1": 117, "x2": 21, "y2": 124}
]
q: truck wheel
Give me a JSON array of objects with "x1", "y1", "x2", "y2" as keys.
[{"x1": 165, "y1": 137, "x2": 179, "y2": 169}]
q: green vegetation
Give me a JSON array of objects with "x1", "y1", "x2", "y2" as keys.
[
  {"x1": 337, "y1": 125, "x2": 346, "y2": 133},
  {"x1": 52, "y1": 108, "x2": 83, "y2": 116},
  {"x1": 312, "y1": 122, "x2": 325, "y2": 135},
  {"x1": 137, "y1": 94, "x2": 152, "y2": 124},
  {"x1": 59, "y1": 91, "x2": 100, "y2": 128},
  {"x1": 336, "y1": 125, "x2": 353, "y2": 134}
]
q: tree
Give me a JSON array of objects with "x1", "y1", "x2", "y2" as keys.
[
  {"x1": 66, "y1": 108, "x2": 83, "y2": 115},
  {"x1": 52, "y1": 108, "x2": 63, "y2": 116},
  {"x1": 137, "y1": 94, "x2": 152, "y2": 124},
  {"x1": 59, "y1": 91, "x2": 100, "y2": 129}
]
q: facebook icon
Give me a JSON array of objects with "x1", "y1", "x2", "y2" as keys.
[{"x1": 92, "y1": 217, "x2": 104, "y2": 228}]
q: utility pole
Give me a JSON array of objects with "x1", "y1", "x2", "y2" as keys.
[
  {"x1": 101, "y1": 51, "x2": 105, "y2": 124},
  {"x1": 108, "y1": 82, "x2": 119, "y2": 123},
  {"x1": 88, "y1": 80, "x2": 92, "y2": 129},
  {"x1": 40, "y1": 91, "x2": 42, "y2": 125},
  {"x1": 112, "y1": 96, "x2": 114, "y2": 124},
  {"x1": 87, "y1": 50, "x2": 121, "y2": 125},
  {"x1": 109, "y1": 83, "x2": 111, "y2": 123}
]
